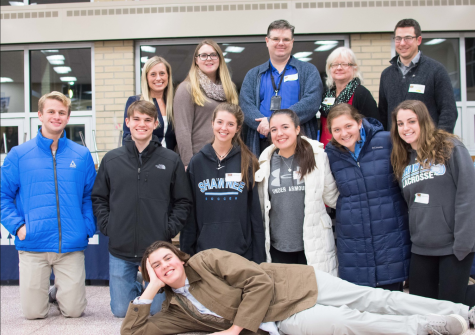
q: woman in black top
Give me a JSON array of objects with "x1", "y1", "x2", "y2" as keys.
[{"x1": 122, "y1": 56, "x2": 176, "y2": 150}]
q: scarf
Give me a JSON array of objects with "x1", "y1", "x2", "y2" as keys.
[
  {"x1": 320, "y1": 78, "x2": 360, "y2": 117},
  {"x1": 198, "y1": 69, "x2": 227, "y2": 102}
]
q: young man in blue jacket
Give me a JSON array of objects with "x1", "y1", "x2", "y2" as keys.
[
  {"x1": 1, "y1": 91, "x2": 97, "y2": 319},
  {"x1": 239, "y1": 19, "x2": 324, "y2": 157}
]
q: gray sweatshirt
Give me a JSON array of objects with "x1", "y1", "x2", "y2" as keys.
[{"x1": 400, "y1": 139, "x2": 475, "y2": 261}]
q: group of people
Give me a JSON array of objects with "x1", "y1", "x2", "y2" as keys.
[{"x1": 1, "y1": 16, "x2": 475, "y2": 335}]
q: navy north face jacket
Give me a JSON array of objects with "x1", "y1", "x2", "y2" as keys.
[{"x1": 325, "y1": 118, "x2": 411, "y2": 287}]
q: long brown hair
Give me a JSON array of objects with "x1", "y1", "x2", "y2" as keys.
[
  {"x1": 269, "y1": 109, "x2": 316, "y2": 179},
  {"x1": 211, "y1": 103, "x2": 259, "y2": 188},
  {"x1": 140, "y1": 241, "x2": 190, "y2": 283},
  {"x1": 326, "y1": 103, "x2": 364, "y2": 151},
  {"x1": 390, "y1": 100, "x2": 457, "y2": 180},
  {"x1": 186, "y1": 40, "x2": 239, "y2": 106}
]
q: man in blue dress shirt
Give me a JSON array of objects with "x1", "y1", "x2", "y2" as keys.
[{"x1": 240, "y1": 19, "x2": 324, "y2": 156}]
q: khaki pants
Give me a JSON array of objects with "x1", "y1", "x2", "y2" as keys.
[
  {"x1": 278, "y1": 267, "x2": 469, "y2": 335},
  {"x1": 18, "y1": 250, "x2": 87, "y2": 319}
]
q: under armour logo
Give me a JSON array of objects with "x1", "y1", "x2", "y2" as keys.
[
  {"x1": 70, "y1": 160, "x2": 76, "y2": 168},
  {"x1": 156, "y1": 164, "x2": 166, "y2": 170}
]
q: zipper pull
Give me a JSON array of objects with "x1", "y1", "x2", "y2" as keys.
[
  {"x1": 357, "y1": 162, "x2": 360, "y2": 168},
  {"x1": 138, "y1": 167, "x2": 141, "y2": 180}
]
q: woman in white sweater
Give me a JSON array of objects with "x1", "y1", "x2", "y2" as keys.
[{"x1": 256, "y1": 109, "x2": 339, "y2": 274}]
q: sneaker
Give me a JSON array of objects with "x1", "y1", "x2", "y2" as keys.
[
  {"x1": 469, "y1": 306, "x2": 474, "y2": 328},
  {"x1": 423, "y1": 314, "x2": 468, "y2": 335},
  {"x1": 48, "y1": 285, "x2": 57, "y2": 304}
]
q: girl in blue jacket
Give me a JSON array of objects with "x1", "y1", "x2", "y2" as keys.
[
  {"x1": 179, "y1": 103, "x2": 266, "y2": 263},
  {"x1": 325, "y1": 103, "x2": 411, "y2": 290}
]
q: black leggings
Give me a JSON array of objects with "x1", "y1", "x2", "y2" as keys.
[
  {"x1": 409, "y1": 252, "x2": 475, "y2": 307},
  {"x1": 270, "y1": 245, "x2": 307, "y2": 265}
]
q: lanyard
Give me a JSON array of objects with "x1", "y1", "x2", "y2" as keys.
[{"x1": 270, "y1": 61, "x2": 289, "y2": 96}]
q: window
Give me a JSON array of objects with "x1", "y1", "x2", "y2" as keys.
[
  {"x1": 0, "y1": 44, "x2": 94, "y2": 165},
  {"x1": 1, "y1": 50, "x2": 24, "y2": 114},
  {"x1": 30, "y1": 48, "x2": 92, "y2": 113},
  {"x1": 466, "y1": 38, "x2": 475, "y2": 101},
  {"x1": 420, "y1": 38, "x2": 460, "y2": 101},
  {"x1": 139, "y1": 37, "x2": 346, "y2": 93}
]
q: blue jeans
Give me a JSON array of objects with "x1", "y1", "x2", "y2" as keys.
[{"x1": 109, "y1": 253, "x2": 166, "y2": 318}]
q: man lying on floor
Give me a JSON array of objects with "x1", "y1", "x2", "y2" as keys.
[{"x1": 121, "y1": 241, "x2": 475, "y2": 335}]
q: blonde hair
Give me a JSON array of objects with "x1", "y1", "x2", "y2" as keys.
[
  {"x1": 325, "y1": 47, "x2": 363, "y2": 88},
  {"x1": 38, "y1": 91, "x2": 71, "y2": 115},
  {"x1": 186, "y1": 40, "x2": 238, "y2": 106},
  {"x1": 140, "y1": 56, "x2": 175, "y2": 127}
]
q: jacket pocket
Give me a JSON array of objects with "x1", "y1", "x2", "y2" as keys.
[
  {"x1": 23, "y1": 214, "x2": 32, "y2": 242},
  {"x1": 197, "y1": 221, "x2": 247, "y2": 255},
  {"x1": 409, "y1": 206, "x2": 453, "y2": 248},
  {"x1": 268, "y1": 268, "x2": 288, "y2": 305}
]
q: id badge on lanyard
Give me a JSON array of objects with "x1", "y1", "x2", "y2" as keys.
[{"x1": 269, "y1": 65, "x2": 288, "y2": 111}]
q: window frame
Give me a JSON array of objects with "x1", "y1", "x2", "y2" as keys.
[
  {"x1": 0, "y1": 42, "x2": 96, "y2": 161},
  {"x1": 135, "y1": 34, "x2": 350, "y2": 96}
]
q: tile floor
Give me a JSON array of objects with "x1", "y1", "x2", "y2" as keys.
[{"x1": 1, "y1": 285, "x2": 473, "y2": 335}]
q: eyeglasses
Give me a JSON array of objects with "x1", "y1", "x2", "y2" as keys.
[
  {"x1": 195, "y1": 53, "x2": 219, "y2": 61},
  {"x1": 330, "y1": 63, "x2": 354, "y2": 69},
  {"x1": 269, "y1": 37, "x2": 293, "y2": 44},
  {"x1": 393, "y1": 36, "x2": 417, "y2": 43}
]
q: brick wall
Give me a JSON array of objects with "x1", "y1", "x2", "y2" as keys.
[
  {"x1": 94, "y1": 40, "x2": 134, "y2": 161},
  {"x1": 350, "y1": 33, "x2": 392, "y2": 103}
]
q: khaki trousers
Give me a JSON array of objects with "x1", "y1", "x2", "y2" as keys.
[
  {"x1": 18, "y1": 250, "x2": 87, "y2": 319},
  {"x1": 278, "y1": 267, "x2": 469, "y2": 335}
]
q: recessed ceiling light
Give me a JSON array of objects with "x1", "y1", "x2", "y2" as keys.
[
  {"x1": 315, "y1": 40, "x2": 339, "y2": 45},
  {"x1": 47, "y1": 55, "x2": 65, "y2": 65},
  {"x1": 315, "y1": 45, "x2": 338, "y2": 52},
  {"x1": 293, "y1": 52, "x2": 313, "y2": 58},
  {"x1": 53, "y1": 66, "x2": 72, "y2": 74},
  {"x1": 141, "y1": 57, "x2": 149, "y2": 63},
  {"x1": 141, "y1": 46, "x2": 156, "y2": 53},
  {"x1": 225, "y1": 58, "x2": 232, "y2": 63},
  {"x1": 424, "y1": 39, "x2": 446, "y2": 45},
  {"x1": 298, "y1": 57, "x2": 312, "y2": 62},
  {"x1": 60, "y1": 77, "x2": 77, "y2": 82},
  {"x1": 0, "y1": 77, "x2": 14, "y2": 83},
  {"x1": 225, "y1": 46, "x2": 245, "y2": 53}
]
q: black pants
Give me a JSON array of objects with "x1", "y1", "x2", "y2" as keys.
[
  {"x1": 270, "y1": 245, "x2": 307, "y2": 265},
  {"x1": 376, "y1": 282, "x2": 403, "y2": 291},
  {"x1": 259, "y1": 137, "x2": 271, "y2": 156},
  {"x1": 409, "y1": 252, "x2": 475, "y2": 307}
]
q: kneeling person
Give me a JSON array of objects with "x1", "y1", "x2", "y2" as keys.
[
  {"x1": 1, "y1": 91, "x2": 97, "y2": 319},
  {"x1": 92, "y1": 100, "x2": 192, "y2": 318}
]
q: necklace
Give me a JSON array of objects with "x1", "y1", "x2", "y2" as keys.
[
  {"x1": 213, "y1": 146, "x2": 233, "y2": 170},
  {"x1": 281, "y1": 155, "x2": 294, "y2": 172},
  {"x1": 213, "y1": 146, "x2": 233, "y2": 159}
]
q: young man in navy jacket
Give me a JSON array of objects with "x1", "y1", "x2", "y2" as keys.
[
  {"x1": 1, "y1": 91, "x2": 97, "y2": 319},
  {"x1": 92, "y1": 100, "x2": 192, "y2": 318}
]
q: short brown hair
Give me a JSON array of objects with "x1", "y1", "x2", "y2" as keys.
[
  {"x1": 140, "y1": 241, "x2": 190, "y2": 283},
  {"x1": 326, "y1": 103, "x2": 365, "y2": 150},
  {"x1": 267, "y1": 19, "x2": 295, "y2": 38},
  {"x1": 38, "y1": 91, "x2": 71, "y2": 116},
  {"x1": 126, "y1": 100, "x2": 158, "y2": 121},
  {"x1": 394, "y1": 18, "x2": 422, "y2": 37}
]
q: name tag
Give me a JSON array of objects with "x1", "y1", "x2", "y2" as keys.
[
  {"x1": 225, "y1": 173, "x2": 241, "y2": 182},
  {"x1": 284, "y1": 73, "x2": 298, "y2": 82},
  {"x1": 408, "y1": 84, "x2": 425, "y2": 94},
  {"x1": 323, "y1": 97, "x2": 335, "y2": 106},
  {"x1": 414, "y1": 193, "x2": 429, "y2": 204}
]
